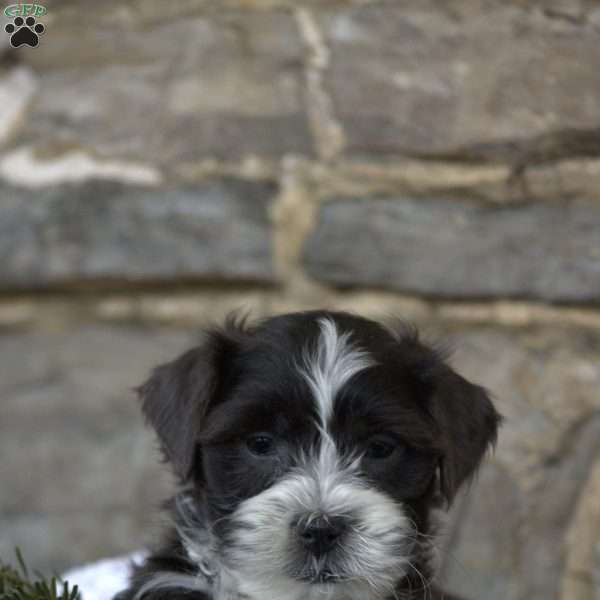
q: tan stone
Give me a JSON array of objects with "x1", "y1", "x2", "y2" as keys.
[
  {"x1": 524, "y1": 159, "x2": 600, "y2": 202},
  {"x1": 312, "y1": 160, "x2": 512, "y2": 201},
  {"x1": 0, "y1": 68, "x2": 37, "y2": 148},
  {"x1": 561, "y1": 461, "x2": 600, "y2": 600}
]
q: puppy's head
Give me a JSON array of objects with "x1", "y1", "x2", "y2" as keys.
[{"x1": 139, "y1": 311, "x2": 500, "y2": 599}]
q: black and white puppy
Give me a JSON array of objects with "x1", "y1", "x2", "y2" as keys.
[{"x1": 116, "y1": 310, "x2": 500, "y2": 600}]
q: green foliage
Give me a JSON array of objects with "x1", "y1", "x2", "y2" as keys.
[{"x1": 0, "y1": 549, "x2": 80, "y2": 600}]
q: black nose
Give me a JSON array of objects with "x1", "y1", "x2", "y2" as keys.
[{"x1": 297, "y1": 516, "x2": 345, "y2": 556}]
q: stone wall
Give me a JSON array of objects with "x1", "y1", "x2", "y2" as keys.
[{"x1": 1, "y1": 2, "x2": 599, "y2": 599}]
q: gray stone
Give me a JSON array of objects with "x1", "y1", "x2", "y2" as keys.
[
  {"x1": 0, "y1": 511, "x2": 146, "y2": 575},
  {"x1": 0, "y1": 326, "x2": 205, "y2": 574},
  {"x1": 14, "y1": 8, "x2": 312, "y2": 162},
  {"x1": 320, "y1": 2, "x2": 600, "y2": 160},
  {"x1": 0, "y1": 178, "x2": 276, "y2": 289},
  {"x1": 0, "y1": 326, "x2": 193, "y2": 514},
  {"x1": 438, "y1": 463, "x2": 523, "y2": 600},
  {"x1": 434, "y1": 325, "x2": 600, "y2": 600},
  {"x1": 303, "y1": 197, "x2": 600, "y2": 302},
  {"x1": 519, "y1": 414, "x2": 600, "y2": 600},
  {"x1": 440, "y1": 326, "x2": 600, "y2": 476}
]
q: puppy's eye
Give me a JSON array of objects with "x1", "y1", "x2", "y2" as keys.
[
  {"x1": 364, "y1": 437, "x2": 399, "y2": 460},
  {"x1": 246, "y1": 434, "x2": 276, "y2": 456}
]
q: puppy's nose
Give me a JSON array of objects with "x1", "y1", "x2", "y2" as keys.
[{"x1": 297, "y1": 516, "x2": 345, "y2": 556}]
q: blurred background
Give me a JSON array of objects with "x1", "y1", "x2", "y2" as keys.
[{"x1": 1, "y1": 1, "x2": 599, "y2": 599}]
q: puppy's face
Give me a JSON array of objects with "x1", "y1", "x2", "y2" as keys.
[{"x1": 140, "y1": 311, "x2": 500, "y2": 600}]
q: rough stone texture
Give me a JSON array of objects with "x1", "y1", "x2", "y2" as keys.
[
  {"x1": 559, "y1": 460, "x2": 600, "y2": 600},
  {"x1": 0, "y1": 327, "x2": 196, "y2": 511},
  {"x1": 0, "y1": 178, "x2": 276, "y2": 289},
  {"x1": 438, "y1": 463, "x2": 523, "y2": 600},
  {"x1": 0, "y1": 68, "x2": 37, "y2": 147},
  {"x1": 0, "y1": 326, "x2": 193, "y2": 571},
  {"x1": 7, "y1": 7, "x2": 311, "y2": 162},
  {"x1": 0, "y1": 511, "x2": 146, "y2": 576},
  {"x1": 303, "y1": 197, "x2": 600, "y2": 303},
  {"x1": 320, "y1": 1, "x2": 600, "y2": 160},
  {"x1": 436, "y1": 325, "x2": 600, "y2": 600}
]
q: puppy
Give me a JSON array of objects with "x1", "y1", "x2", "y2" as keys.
[{"x1": 115, "y1": 310, "x2": 500, "y2": 600}]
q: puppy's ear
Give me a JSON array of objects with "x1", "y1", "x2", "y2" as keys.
[
  {"x1": 137, "y1": 319, "x2": 245, "y2": 481},
  {"x1": 387, "y1": 322, "x2": 500, "y2": 504},
  {"x1": 431, "y1": 367, "x2": 501, "y2": 504}
]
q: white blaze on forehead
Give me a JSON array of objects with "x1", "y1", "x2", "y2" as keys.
[{"x1": 301, "y1": 317, "x2": 375, "y2": 428}]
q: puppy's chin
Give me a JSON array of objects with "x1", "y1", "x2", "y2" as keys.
[
  {"x1": 219, "y1": 452, "x2": 415, "y2": 600},
  {"x1": 234, "y1": 577, "x2": 390, "y2": 600}
]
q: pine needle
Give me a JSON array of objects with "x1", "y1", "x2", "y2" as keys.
[{"x1": 0, "y1": 550, "x2": 82, "y2": 600}]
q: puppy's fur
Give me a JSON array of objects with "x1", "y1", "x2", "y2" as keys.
[{"x1": 116, "y1": 311, "x2": 500, "y2": 600}]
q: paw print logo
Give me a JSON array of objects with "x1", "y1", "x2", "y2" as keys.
[{"x1": 5, "y1": 15, "x2": 45, "y2": 47}]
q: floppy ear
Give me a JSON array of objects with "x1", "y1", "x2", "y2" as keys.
[
  {"x1": 431, "y1": 367, "x2": 501, "y2": 504},
  {"x1": 137, "y1": 321, "x2": 244, "y2": 481}
]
